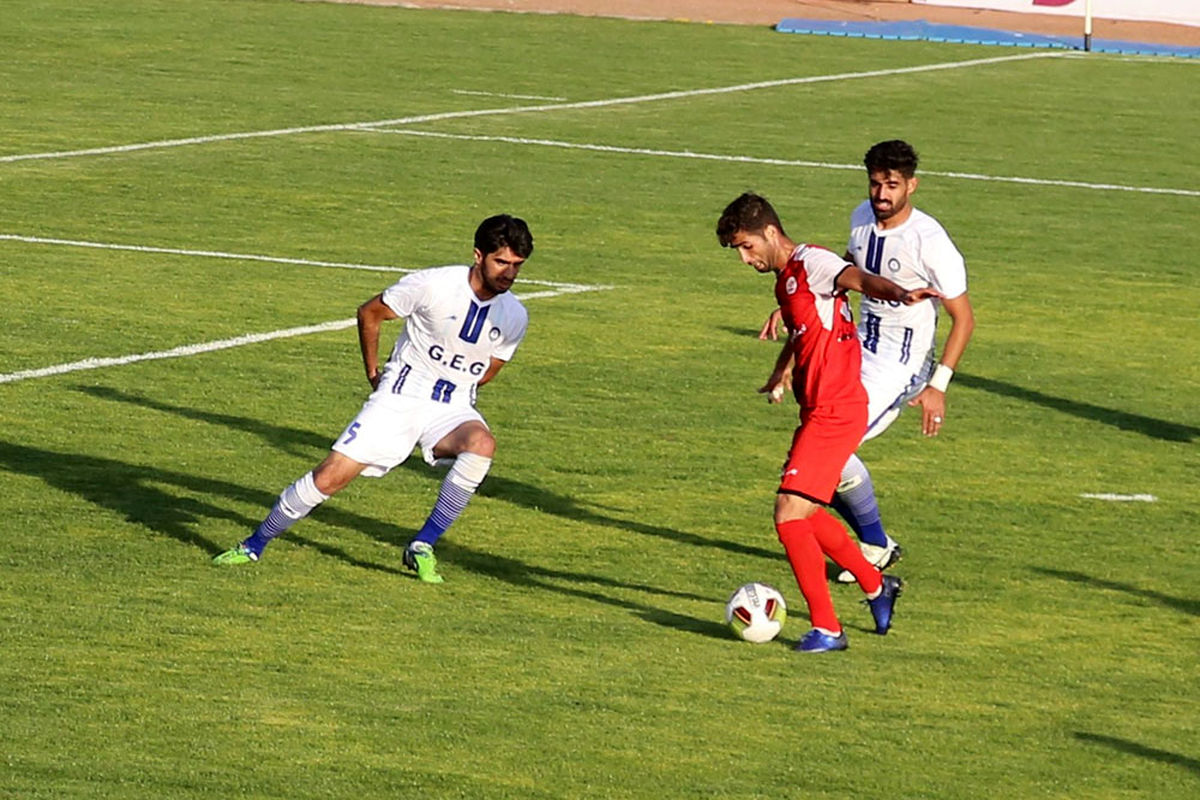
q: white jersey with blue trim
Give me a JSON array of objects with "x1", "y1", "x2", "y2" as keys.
[
  {"x1": 846, "y1": 200, "x2": 967, "y2": 369},
  {"x1": 375, "y1": 265, "x2": 528, "y2": 408}
]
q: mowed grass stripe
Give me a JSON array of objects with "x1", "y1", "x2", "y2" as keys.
[
  {"x1": 0, "y1": 234, "x2": 604, "y2": 289},
  {"x1": 367, "y1": 128, "x2": 1200, "y2": 197},
  {"x1": 0, "y1": 51, "x2": 1061, "y2": 166}
]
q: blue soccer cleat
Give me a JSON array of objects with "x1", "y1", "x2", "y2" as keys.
[
  {"x1": 867, "y1": 574, "x2": 904, "y2": 634},
  {"x1": 794, "y1": 628, "x2": 849, "y2": 653}
]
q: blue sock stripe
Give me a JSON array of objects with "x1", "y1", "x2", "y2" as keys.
[
  {"x1": 258, "y1": 506, "x2": 294, "y2": 539},
  {"x1": 833, "y1": 461, "x2": 889, "y2": 547},
  {"x1": 243, "y1": 504, "x2": 293, "y2": 554},
  {"x1": 243, "y1": 477, "x2": 326, "y2": 556},
  {"x1": 414, "y1": 482, "x2": 474, "y2": 546}
]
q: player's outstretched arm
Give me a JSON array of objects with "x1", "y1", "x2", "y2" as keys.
[
  {"x1": 477, "y1": 357, "x2": 508, "y2": 388},
  {"x1": 908, "y1": 291, "x2": 975, "y2": 437},
  {"x1": 934, "y1": 292, "x2": 974, "y2": 373},
  {"x1": 356, "y1": 294, "x2": 399, "y2": 389},
  {"x1": 837, "y1": 265, "x2": 941, "y2": 305}
]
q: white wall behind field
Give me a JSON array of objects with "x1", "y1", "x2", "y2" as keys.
[{"x1": 913, "y1": 0, "x2": 1199, "y2": 28}]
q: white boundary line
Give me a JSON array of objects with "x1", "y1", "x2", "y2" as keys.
[
  {"x1": 0, "y1": 281, "x2": 609, "y2": 386},
  {"x1": 0, "y1": 233, "x2": 605, "y2": 291},
  {"x1": 0, "y1": 52, "x2": 1060, "y2": 165},
  {"x1": 369, "y1": 129, "x2": 1200, "y2": 198},
  {"x1": 0, "y1": 235, "x2": 612, "y2": 385},
  {"x1": 1079, "y1": 493, "x2": 1158, "y2": 502},
  {"x1": 0, "y1": 320, "x2": 356, "y2": 385}
]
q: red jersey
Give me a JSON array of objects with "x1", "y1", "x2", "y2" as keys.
[{"x1": 774, "y1": 244, "x2": 867, "y2": 412}]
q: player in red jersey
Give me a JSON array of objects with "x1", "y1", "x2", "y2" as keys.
[{"x1": 717, "y1": 192, "x2": 941, "y2": 653}]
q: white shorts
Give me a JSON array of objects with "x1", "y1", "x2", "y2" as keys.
[
  {"x1": 331, "y1": 395, "x2": 487, "y2": 477},
  {"x1": 860, "y1": 353, "x2": 933, "y2": 443}
]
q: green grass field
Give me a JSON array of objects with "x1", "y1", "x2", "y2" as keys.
[{"x1": 2, "y1": 1, "x2": 1198, "y2": 797}]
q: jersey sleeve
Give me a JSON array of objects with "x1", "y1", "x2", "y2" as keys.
[
  {"x1": 491, "y1": 304, "x2": 528, "y2": 362},
  {"x1": 380, "y1": 271, "x2": 431, "y2": 318},
  {"x1": 846, "y1": 201, "x2": 873, "y2": 258},
  {"x1": 920, "y1": 227, "x2": 968, "y2": 300},
  {"x1": 803, "y1": 246, "x2": 853, "y2": 297}
]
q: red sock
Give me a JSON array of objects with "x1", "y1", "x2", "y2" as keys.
[
  {"x1": 776, "y1": 518, "x2": 840, "y2": 632},
  {"x1": 811, "y1": 508, "x2": 882, "y2": 595}
]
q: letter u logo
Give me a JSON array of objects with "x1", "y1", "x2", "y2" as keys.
[{"x1": 459, "y1": 301, "x2": 490, "y2": 343}]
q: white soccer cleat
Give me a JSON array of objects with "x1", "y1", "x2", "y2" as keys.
[{"x1": 837, "y1": 539, "x2": 903, "y2": 584}]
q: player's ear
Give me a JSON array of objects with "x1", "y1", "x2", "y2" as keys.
[
  {"x1": 908, "y1": 175, "x2": 919, "y2": 194},
  {"x1": 472, "y1": 247, "x2": 484, "y2": 267}
]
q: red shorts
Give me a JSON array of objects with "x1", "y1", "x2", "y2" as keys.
[{"x1": 779, "y1": 403, "x2": 868, "y2": 503}]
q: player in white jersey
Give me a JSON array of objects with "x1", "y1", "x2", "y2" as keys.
[
  {"x1": 762, "y1": 141, "x2": 975, "y2": 579},
  {"x1": 214, "y1": 215, "x2": 534, "y2": 583}
]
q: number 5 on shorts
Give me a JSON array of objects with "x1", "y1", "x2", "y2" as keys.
[{"x1": 341, "y1": 422, "x2": 361, "y2": 445}]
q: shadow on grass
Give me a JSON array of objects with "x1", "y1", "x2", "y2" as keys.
[
  {"x1": 956, "y1": 373, "x2": 1198, "y2": 443},
  {"x1": 77, "y1": 385, "x2": 331, "y2": 456},
  {"x1": 74, "y1": 384, "x2": 779, "y2": 562},
  {"x1": 0, "y1": 431, "x2": 725, "y2": 632},
  {"x1": 444, "y1": 540, "x2": 729, "y2": 640},
  {"x1": 1074, "y1": 732, "x2": 1200, "y2": 776},
  {"x1": 716, "y1": 324, "x2": 772, "y2": 340},
  {"x1": 1030, "y1": 567, "x2": 1199, "y2": 617},
  {"x1": 693, "y1": 347, "x2": 1199, "y2": 443},
  {"x1": 472, "y1": 468, "x2": 778, "y2": 561},
  {"x1": 0, "y1": 438, "x2": 407, "y2": 568},
  {"x1": 54, "y1": 387, "x2": 771, "y2": 638}
]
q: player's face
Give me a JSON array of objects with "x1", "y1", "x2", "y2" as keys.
[
  {"x1": 473, "y1": 245, "x2": 525, "y2": 297},
  {"x1": 868, "y1": 169, "x2": 918, "y2": 224},
  {"x1": 728, "y1": 229, "x2": 782, "y2": 273}
]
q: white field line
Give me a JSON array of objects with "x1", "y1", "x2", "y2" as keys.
[
  {"x1": 0, "y1": 283, "x2": 609, "y2": 386},
  {"x1": 0, "y1": 52, "x2": 1060, "y2": 165},
  {"x1": 0, "y1": 320, "x2": 355, "y2": 385},
  {"x1": 371, "y1": 129, "x2": 1200, "y2": 198},
  {"x1": 1079, "y1": 493, "x2": 1158, "y2": 502},
  {"x1": 0, "y1": 233, "x2": 604, "y2": 291},
  {"x1": 452, "y1": 89, "x2": 567, "y2": 101}
]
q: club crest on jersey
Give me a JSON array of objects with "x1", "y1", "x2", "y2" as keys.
[{"x1": 785, "y1": 276, "x2": 798, "y2": 295}]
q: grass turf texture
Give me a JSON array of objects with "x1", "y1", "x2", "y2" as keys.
[{"x1": 2, "y1": 0, "x2": 1198, "y2": 797}]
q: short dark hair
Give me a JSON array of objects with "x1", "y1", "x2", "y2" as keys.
[
  {"x1": 864, "y1": 140, "x2": 919, "y2": 178},
  {"x1": 716, "y1": 192, "x2": 785, "y2": 247},
  {"x1": 474, "y1": 214, "x2": 534, "y2": 258}
]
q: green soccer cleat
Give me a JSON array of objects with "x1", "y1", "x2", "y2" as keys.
[
  {"x1": 212, "y1": 544, "x2": 259, "y2": 565},
  {"x1": 403, "y1": 542, "x2": 444, "y2": 584}
]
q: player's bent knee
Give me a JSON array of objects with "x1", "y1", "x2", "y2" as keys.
[
  {"x1": 462, "y1": 426, "x2": 496, "y2": 458},
  {"x1": 774, "y1": 491, "x2": 819, "y2": 524},
  {"x1": 313, "y1": 452, "x2": 366, "y2": 495}
]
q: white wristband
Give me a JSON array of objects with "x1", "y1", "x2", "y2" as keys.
[{"x1": 929, "y1": 364, "x2": 954, "y2": 393}]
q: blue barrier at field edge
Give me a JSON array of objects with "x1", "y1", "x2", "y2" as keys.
[{"x1": 775, "y1": 18, "x2": 1200, "y2": 58}]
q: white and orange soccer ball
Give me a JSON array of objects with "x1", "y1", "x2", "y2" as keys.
[{"x1": 725, "y1": 583, "x2": 787, "y2": 643}]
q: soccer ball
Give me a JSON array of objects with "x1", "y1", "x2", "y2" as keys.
[{"x1": 725, "y1": 583, "x2": 787, "y2": 643}]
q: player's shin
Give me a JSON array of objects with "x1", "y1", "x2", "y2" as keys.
[
  {"x1": 412, "y1": 452, "x2": 492, "y2": 546},
  {"x1": 832, "y1": 454, "x2": 889, "y2": 548},
  {"x1": 810, "y1": 509, "x2": 883, "y2": 595},
  {"x1": 776, "y1": 518, "x2": 840, "y2": 633},
  {"x1": 244, "y1": 471, "x2": 329, "y2": 556}
]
